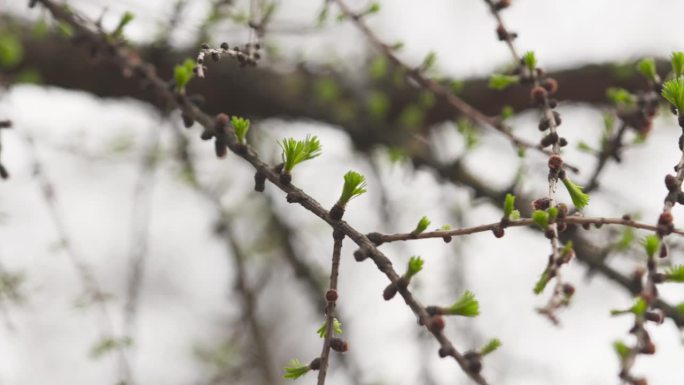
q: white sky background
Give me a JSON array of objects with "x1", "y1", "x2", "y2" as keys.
[{"x1": 1, "y1": 0, "x2": 684, "y2": 385}]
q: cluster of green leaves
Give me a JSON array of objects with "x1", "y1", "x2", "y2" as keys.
[
  {"x1": 613, "y1": 340, "x2": 630, "y2": 362},
  {"x1": 0, "y1": 33, "x2": 23, "y2": 69},
  {"x1": 610, "y1": 297, "x2": 647, "y2": 316},
  {"x1": 231, "y1": 116, "x2": 250, "y2": 144},
  {"x1": 501, "y1": 105, "x2": 514, "y2": 120},
  {"x1": 522, "y1": 51, "x2": 537, "y2": 73},
  {"x1": 338, "y1": 171, "x2": 367, "y2": 204},
  {"x1": 479, "y1": 338, "x2": 502, "y2": 356},
  {"x1": 561, "y1": 177, "x2": 590, "y2": 209},
  {"x1": 279, "y1": 135, "x2": 322, "y2": 172},
  {"x1": 533, "y1": 270, "x2": 550, "y2": 295},
  {"x1": 503, "y1": 194, "x2": 520, "y2": 220},
  {"x1": 421, "y1": 51, "x2": 437, "y2": 72},
  {"x1": 532, "y1": 210, "x2": 549, "y2": 229},
  {"x1": 637, "y1": 57, "x2": 658, "y2": 83},
  {"x1": 456, "y1": 119, "x2": 478, "y2": 149},
  {"x1": 446, "y1": 290, "x2": 480, "y2": 317},
  {"x1": 112, "y1": 11, "x2": 134, "y2": 38},
  {"x1": 316, "y1": 318, "x2": 343, "y2": 338},
  {"x1": 406, "y1": 256, "x2": 424, "y2": 278},
  {"x1": 642, "y1": 235, "x2": 660, "y2": 258},
  {"x1": 488, "y1": 74, "x2": 519, "y2": 90},
  {"x1": 90, "y1": 336, "x2": 132, "y2": 359},
  {"x1": 661, "y1": 78, "x2": 684, "y2": 112},
  {"x1": 665, "y1": 265, "x2": 684, "y2": 283},
  {"x1": 283, "y1": 359, "x2": 311, "y2": 379},
  {"x1": 174, "y1": 58, "x2": 195, "y2": 93},
  {"x1": 606, "y1": 87, "x2": 634, "y2": 106},
  {"x1": 412, "y1": 216, "x2": 431, "y2": 235}
]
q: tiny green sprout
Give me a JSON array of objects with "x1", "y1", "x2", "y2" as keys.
[
  {"x1": 637, "y1": 57, "x2": 658, "y2": 83},
  {"x1": 665, "y1": 265, "x2": 684, "y2": 283},
  {"x1": 606, "y1": 87, "x2": 634, "y2": 106},
  {"x1": 672, "y1": 52, "x2": 684, "y2": 78},
  {"x1": 112, "y1": 11, "x2": 134, "y2": 38},
  {"x1": 446, "y1": 290, "x2": 480, "y2": 317},
  {"x1": 547, "y1": 207, "x2": 558, "y2": 222},
  {"x1": 365, "y1": 2, "x2": 381, "y2": 15},
  {"x1": 576, "y1": 141, "x2": 596, "y2": 154},
  {"x1": 503, "y1": 193, "x2": 516, "y2": 218},
  {"x1": 316, "y1": 318, "x2": 343, "y2": 338},
  {"x1": 532, "y1": 210, "x2": 549, "y2": 229},
  {"x1": 522, "y1": 51, "x2": 537, "y2": 73},
  {"x1": 631, "y1": 298, "x2": 648, "y2": 315},
  {"x1": 561, "y1": 177, "x2": 590, "y2": 209},
  {"x1": 406, "y1": 256, "x2": 424, "y2": 278},
  {"x1": 279, "y1": 135, "x2": 322, "y2": 173},
  {"x1": 533, "y1": 270, "x2": 550, "y2": 295},
  {"x1": 561, "y1": 241, "x2": 574, "y2": 257},
  {"x1": 231, "y1": 116, "x2": 250, "y2": 144},
  {"x1": 479, "y1": 338, "x2": 502, "y2": 356},
  {"x1": 677, "y1": 302, "x2": 684, "y2": 315},
  {"x1": 421, "y1": 51, "x2": 437, "y2": 72},
  {"x1": 440, "y1": 224, "x2": 452, "y2": 230},
  {"x1": 661, "y1": 78, "x2": 684, "y2": 112},
  {"x1": 338, "y1": 171, "x2": 367, "y2": 205},
  {"x1": 174, "y1": 58, "x2": 195, "y2": 93},
  {"x1": 613, "y1": 340, "x2": 630, "y2": 362},
  {"x1": 488, "y1": 74, "x2": 519, "y2": 90},
  {"x1": 501, "y1": 105, "x2": 514, "y2": 120},
  {"x1": 615, "y1": 227, "x2": 635, "y2": 251},
  {"x1": 412, "y1": 216, "x2": 431, "y2": 235},
  {"x1": 643, "y1": 235, "x2": 660, "y2": 258},
  {"x1": 283, "y1": 359, "x2": 311, "y2": 379}
]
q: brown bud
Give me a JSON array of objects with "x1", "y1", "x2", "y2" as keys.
[
  {"x1": 652, "y1": 272, "x2": 667, "y2": 283},
  {"x1": 645, "y1": 311, "x2": 664, "y2": 324},
  {"x1": 665, "y1": 174, "x2": 678, "y2": 191},
  {"x1": 220, "y1": 42, "x2": 229, "y2": 50},
  {"x1": 659, "y1": 243, "x2": 668, "y2": 259},
  {"x1": 254, "y1": 171, "x2": 266, "y2": 192},
  {"x1": 0, "y1": 164, "x2": 8, "y2": 180},
  {"x1": 438, "y1": 347, "x2": 451, "y2": 358},
  {"x1": 658, "y1": 212, "x2": 673, "y2": 226},
  {"x1": 492, "y1": 226, "x2": 505, "y2": 238},
  {"x1": 548, "y1": 155, "x2": 563, "y2": 170},
  {"x1": 496, "y1": 25, "x2": 507, "y2": 41},
  {"x1": 494, "y1": 0, "x2": 511, "y2": 10},
  {"x1": 366, "y1": 232, "x2": 385, "y2": 246},
  {"x1": 678, "y1": 191, "x2": 684, "y2": 205},
  {"x1": 214, "y1": 138, "x2": 227, "y2": 158},
  {"x1": 559, "y1": 137, "x2": 568, "y2": 147},
  {"x1": 0, "y1": 120, "x2": 11, "y2": 128},
  {"x1": 464, "y1": 351, "x2": 483, "y2": 374},
  {"x1": 640, "y1": 341, "x2": 656, "y2": 355},
  {"x1": 540, "y1": 132, "x2": 559, "y2": 147},
  {"x1": 329, "y1": 203, "x2": 345, "y2": 221},
  {"x1": 532, "y1": 198, "x2": 551, "y2": 210},
  {"x1": 562, "y1": 283, "x2": 575, "y2": 297},
  {"x1": 326, "y1": 289, "x2": 338, "y2": 302},
  {"x1": 541, "y1": 78, "x2": 558, "y2": 94},
  {"x1": 181, "y1": 112, "x2": 194, "y2": 128},
  {"x1": 353, "y1": 249, "x2": 368, "y2": 262},
  {"x1": 330, "y1": 338, "x2": 349, "y2": 352},
  {"x1": 544, "y1": 228, "x2": 555, "y2": 239},
  {"x1": 427, "y1": 315, "x2": 445, "y2": 333},
  {"x1": 531, "y1": 86, "x2": 548, "y2": 105},
  {"x1": 383, "y1": 283, "x2": 398, "y2": 301},
  {"x1": 442, "y1": 236, "x2": 453, "y2": 243},
  {"x1": 633, "y1": 378, "x2": 649, "y2": 385},
  {"x1": 309, "y1": 357, "x2": 321, "y2": 370},
  {"x1": 279, "y1": 171, "x2": 292, "y2": 185}
]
